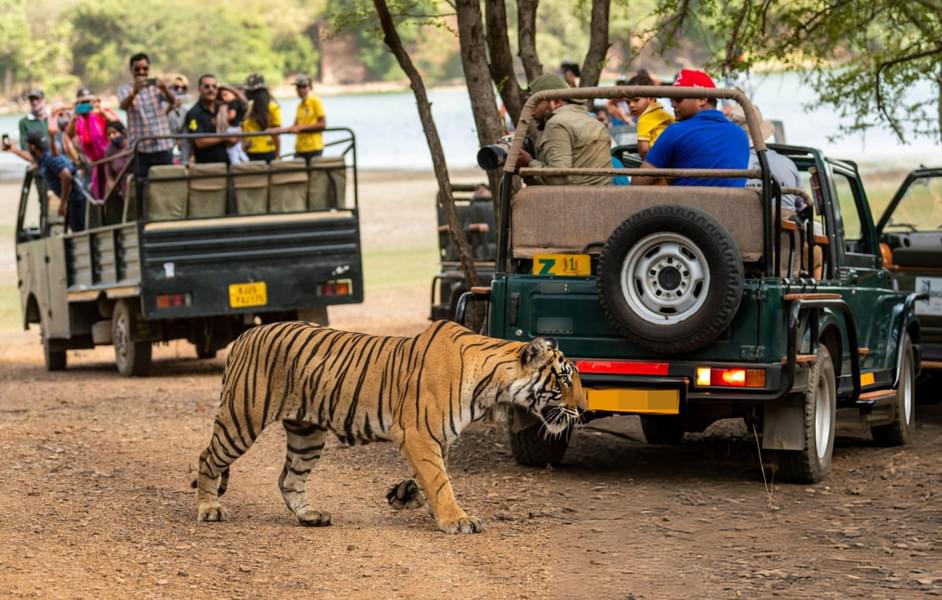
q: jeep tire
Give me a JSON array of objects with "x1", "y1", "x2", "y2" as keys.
[
  {"x1": 871, "y1": 337, "x2": 915, "y2": 446},
  {"x1": 777, "y1": 344, "x2": 836, "y2": 484},
  {"x1": 598, "y1": 205, "x2": 744, "y2": 355},
  {"x1": 507, "y1": 407, "x2": 571, "y2": 467},
  {"x1": 113, "y1": 299, "x2": 152, "y2": 377}
]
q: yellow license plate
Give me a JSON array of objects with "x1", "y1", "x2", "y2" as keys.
[
  {"x1": 228, "y1": 282, "x2": 268, "y2": 308},
  {"x1": 532, "y1": 253, "x2": 591, "y2": 276},
  {"x1": 587, "y1": 388, "x2": 680, "y2": 414}
]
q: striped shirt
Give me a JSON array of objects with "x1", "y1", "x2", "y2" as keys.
[{"x1": 118, "y1": 84, "x2": 174, "y2": 154}]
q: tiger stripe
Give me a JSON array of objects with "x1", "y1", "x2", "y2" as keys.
[{"x1": 195, "y1": 320, "x2": 584, "y2": 534}]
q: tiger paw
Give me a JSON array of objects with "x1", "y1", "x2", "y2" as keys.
[
  {"x1": 437, "y1": 515, "x2": 484, "y2": 534},
  {"x1": 386, "y1": 479, "x2": 426, "y2": 510},
  {"x1": 197, "y1": 502, "x2": 229, "y2": 523},
  {"x1": 296, "y1": 508, "x2": 332, "y2": 527}
]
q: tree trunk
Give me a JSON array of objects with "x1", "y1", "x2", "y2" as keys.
[
  {"x1": 455, "y1": 0, "x2": 505, "y2": 200},
  {"x1": 580, "y1": 0, "x2": 611, "y2": 88},
  {"x1": 517, "y1": 0, "x2": 543, "y2": 83},
  {"x1": 938, "y1": 64, "x2": 942, "y2": 145},
  {"x1": 484, "y1": 0, "x2": 524, "y2": 124},
  {"x1": 372, "y1": 0, "x2": 480, "y2": 298}
]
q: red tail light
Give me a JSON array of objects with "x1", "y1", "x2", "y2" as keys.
[
  {"x1": 156, "y1": 292, "x2": 191, "y2": 309},
  {"x1": 575, "y1": 360, "x2": 669, "y2": 376},
  {"x1": 696, "y1": 367, "x2": 766, "y2": 388},
  {"x1": 317, "y1": 279, "x2": 353, "y2": 297}
]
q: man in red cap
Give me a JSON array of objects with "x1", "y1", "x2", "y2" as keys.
[{"x1": 633, "y1": 69, "x2": 749, "y2": 187}]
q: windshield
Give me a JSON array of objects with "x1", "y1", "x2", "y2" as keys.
[{"x1": 885, "y1": 175, "x2": 942, "y2": 232}]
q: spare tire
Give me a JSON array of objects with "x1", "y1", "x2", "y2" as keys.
[{"x1": 598, "y1": 204, "x2": 743, "y2": 354}]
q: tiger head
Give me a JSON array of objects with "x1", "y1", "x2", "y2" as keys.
[{"x1": 511, "y1": 337, "x2": 586, "y2": 436}]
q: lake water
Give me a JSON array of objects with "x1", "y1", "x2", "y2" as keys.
[{"x1": 0, "y1": 72, "x2": 938, "y2": 180}]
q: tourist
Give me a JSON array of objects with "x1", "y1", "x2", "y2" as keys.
[
  {"x1": 291, "y1": 74, "x2": 327, "y2": 161},
  {"x1": 241, "y1": 73, "x2": 282, "y2": 163},
  {"x1": 118, "y1": 52, "x2": 175, "y2": 181}
]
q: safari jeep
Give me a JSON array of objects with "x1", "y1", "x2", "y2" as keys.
[
  {"x1": 15, "y1": 129, "x2": 363, "y2": 376},
  {"x1": 874, "y1": 167, "x2": 942, "y2": 395},
  {"x1": 466, "y1": 86, "x2": 926, "y2": 483}
]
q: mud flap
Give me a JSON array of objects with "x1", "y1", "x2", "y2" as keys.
[{"x1": 761, "y1": 394, "x2": 805, "y2": 450}]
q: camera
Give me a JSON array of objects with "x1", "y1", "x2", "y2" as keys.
[
  {"x1": 476, "y1": 135, "x2": 534, "y2": 170},
  {"x1": 477, "y1": 139, "x2": 511, "y2": 170}
]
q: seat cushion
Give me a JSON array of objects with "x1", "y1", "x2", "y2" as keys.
[
  {"x1": 187, "y1": 163, "x2": 228, "y2": 218},
  {"x1": 511, "y1": 185, "x2": 764, "y2": 261},
  {"x1": 270, "y1": 159, "x2": 308, "y2": 212},
  {"x1": 147, "y1": 165, "x2": 188, "y2": 221},
  {"x1": 309, "y1": 157, "x2": 346, "y2": 210}
]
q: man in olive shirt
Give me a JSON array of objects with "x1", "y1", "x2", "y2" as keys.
[{"x1": 515, "y1": 74, "x2": 611, "y2": 186}]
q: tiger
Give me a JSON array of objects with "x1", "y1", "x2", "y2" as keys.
[{"x1": 195, "y1": 319, "x2": 585, "y2": 534}]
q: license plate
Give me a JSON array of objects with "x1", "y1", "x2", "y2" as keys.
[
  {"x1": 228, "y1": 282, "x2": 268, "y2": 308},
  {"x1": 532, "y1": 253, "x2": 591, "y2": 276},
  {"x1": 587, "y1": 388, "x2": 680, "y2": 414},
  {"x1": 916, "y1": 277, "x2": 942, "y2": 316}
]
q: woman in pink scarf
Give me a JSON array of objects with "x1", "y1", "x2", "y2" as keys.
[{"x1": 66, "y1": 87, "x2": 118, "y2": 199}]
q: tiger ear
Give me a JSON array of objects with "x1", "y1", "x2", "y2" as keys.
[{"x1": 521, "y1": 337, "x2": 558, "y2": 367}]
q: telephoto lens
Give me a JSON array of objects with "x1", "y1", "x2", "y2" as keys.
[{"x1": 476, "y1": 142, "x2": 510, "y2": 170}]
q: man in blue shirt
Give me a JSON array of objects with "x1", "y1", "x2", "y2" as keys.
[
  {"x1": 633, "y1": 69, "x2": 749, "y2": 187},
  {"x1": 25, "y1": 132, "x2": 86, "y2": 232}
]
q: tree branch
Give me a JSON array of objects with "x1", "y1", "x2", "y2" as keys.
[
  {"x1": 372, "y1": 0, "x2": 479, "y2": 293},
  {"x1": 516, "y1": 0, "x2": 543, "y2": 82},
  {"x1": 484, "y1": 0, "x2": 524, "y2": 122},
  {"x1": 580, "y1": 0, "x2": 611, "y2": 87},
  {"x1": 874, "y1": 44, "x2": 942, "y2": 142}
]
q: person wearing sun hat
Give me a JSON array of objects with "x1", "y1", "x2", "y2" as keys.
[
  {"x1": 241, "y1": 73, "x2": 282, "y2": 162},
  {"x1": 514, "y1": 73, "x2": 611, "y2": 186},
  {"x1": 66, "y1": 87, "x2": 113, "y2": 198},
  {"x1": 291, "y1": 74, "x2": 327, "y2": 161},
  {"x1": 634, "y1": 68, "x2": 749, "y2": 187}
]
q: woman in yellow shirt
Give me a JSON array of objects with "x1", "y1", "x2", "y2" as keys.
[{"x1": 241, "y1": 73, "x2": 282, "y2": 162}]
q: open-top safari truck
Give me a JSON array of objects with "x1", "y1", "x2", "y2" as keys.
[
  {"x1": 16, "y1": 128, "x2": 362, "y2": 376},
  {"x1": 875, "y1": 166, "x2": 942, "y2": 393},
  {"x1": 462, "y1": 85, "x2": 926, "y2": 483}
]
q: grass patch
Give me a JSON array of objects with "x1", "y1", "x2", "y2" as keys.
[{"x1": 361, "y1": 245, "x2": 440, "y2": 292}]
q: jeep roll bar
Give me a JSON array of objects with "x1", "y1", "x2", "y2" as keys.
[{"x1": 496, "y1": 86, "x2": 783, "y2": 277}]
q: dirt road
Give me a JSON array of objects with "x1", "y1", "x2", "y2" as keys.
[
  {"x1": 1, "y1": 170, "x2": 939, "y2": 598},
  {"x1": 0, "y1": 310, "x2": 939, "y2": 599}
]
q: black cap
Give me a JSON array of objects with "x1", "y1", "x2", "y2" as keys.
[{"x1": 25, "y1": 132, "x2": 48, "y2": 150}]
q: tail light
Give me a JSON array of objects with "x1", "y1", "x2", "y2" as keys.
[
  {"x1": 317, "y1": 279, "x2": 353, "y2": 297},
  {"x1": 156, "y1": 292, "x2": 191, "y2": 309},
  {"x1": 696, "y1": 367, "x2": 766, "y2": 388}
]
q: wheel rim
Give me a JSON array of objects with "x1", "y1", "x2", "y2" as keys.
[
  {"x1": 814, "y1": 363, "x2": 833, "y2": 460},
  {"x1": 114, "y1": 312, "x2": 129, "y2": 368},
  {"x1": 620, "y1": 232, "x2": 711, "y2": 325},
  {"x1": 902, "y1": 348, "x2": 913, "y2": 424}
]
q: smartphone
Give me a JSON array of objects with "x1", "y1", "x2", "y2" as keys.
[
  {"x1": 145, "y1": 78, "x2": 158, "y2": 86},
  {"x1": 75, "y1": 102, "x2": 93, "y2": 115},
  {"x1": 1, "y1": 134, "x2": 10, "y2": 149}
]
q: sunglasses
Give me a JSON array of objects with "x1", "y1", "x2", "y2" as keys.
[{"x1": 201, "y1": 84, "x2": 217, "y2": 90}]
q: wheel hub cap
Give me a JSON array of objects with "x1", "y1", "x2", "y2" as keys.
[{"x1": 620, "y1": 232, "x2": 711, "y2": 325}]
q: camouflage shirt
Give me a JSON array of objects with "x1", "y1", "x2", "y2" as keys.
[{"x1": 528, "y1": 103, "x2": 611, "y2": 186}]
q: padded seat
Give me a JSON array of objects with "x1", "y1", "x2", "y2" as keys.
[
  {"x1": 309, "y1": 157, "x2": 346, "y2": 210},
  {"x1": 232, "y1": 161, "x2": 269, "y2": 215},
  {"x1": 187, "y1": 162, "x2": 228, "y2": 218},
  {"x1": 270, "y1": 159, "x2": 308, "y2": 213},
  {"x1": 511, "y1": 185, "x2": 765, "y2": 261},
  {"x1": 147, "y1": 165, "x2": 188, "y2": 221}
]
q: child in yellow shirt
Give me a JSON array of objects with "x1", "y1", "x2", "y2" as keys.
[{"x1": 626, "y1": 73, "x2": 674, "y2": 158}]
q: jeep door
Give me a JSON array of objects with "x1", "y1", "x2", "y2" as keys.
[
  {"x1": 827, "y1": 161, "x2": 898, "y2": 373},
  {"x1": 874, "y1": 169, "x2": 942, "y2": 344}
]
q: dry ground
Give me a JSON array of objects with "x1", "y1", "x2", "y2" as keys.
[{"x1": 0, "y1": 171, "x2": 940, "y2": 599}]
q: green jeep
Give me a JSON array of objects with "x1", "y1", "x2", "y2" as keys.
[
  {"x1": 875, "y1": 167, "x2": 942, "y2": 395},
  {"x1": 468, "y1": 86, "x2": 925, "y2": 483}
]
